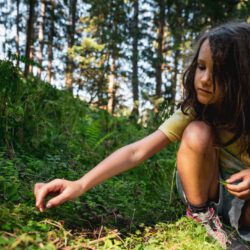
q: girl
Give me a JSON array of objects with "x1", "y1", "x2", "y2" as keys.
[{"x1": 34, "y1": 22, "x2": 250, "y2": 249}]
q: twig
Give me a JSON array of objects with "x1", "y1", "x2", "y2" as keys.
[{"x1": 88, "y1": 229, "x2": 119, "y2": 245}]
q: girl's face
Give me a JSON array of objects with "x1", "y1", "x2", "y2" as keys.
[{"x1": 194, "y1": 39, "x2": 221, "y2": 106}]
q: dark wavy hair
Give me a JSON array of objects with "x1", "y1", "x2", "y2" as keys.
[{"x1": 181, "y1": 22, "x2": 250, "y2": 154}]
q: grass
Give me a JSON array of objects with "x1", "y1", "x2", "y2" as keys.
[
  {"x1": 0, "y1": 203, "x2": 225, "y2": 250},
  {"x1": 218, "y1": 179, "x2": 228, "y2": 186}
]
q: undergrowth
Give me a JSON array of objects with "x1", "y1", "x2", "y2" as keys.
[
  {"x1": 0, "y1": 60, "x2": 224, "y2": 249},
  {"x1": 0, "y1": 203, "x2": 222, "y2": 249}
]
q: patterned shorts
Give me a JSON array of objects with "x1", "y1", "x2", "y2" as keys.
[{"x1": 176, "y1": 148, "x2": 250, "y2": 242}]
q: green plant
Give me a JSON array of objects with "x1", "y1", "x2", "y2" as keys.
[{"x1": 0, "y1": 59, "x2": 227, "y2": 250}]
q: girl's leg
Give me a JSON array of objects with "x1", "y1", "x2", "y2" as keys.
[
  {"x1": 177, "y1": 121, "x2": 219, "y2": 206},
  {"x1": 176, "y1": 121, "x2": 228, "y2": 248}
]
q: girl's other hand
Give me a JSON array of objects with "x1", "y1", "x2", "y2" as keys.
[
  {"x1": 225, "y1": 169, "x2": 250, "y2": 199},
  {"x1": 34, "y1": 179, "x2": 83, "y2": 212}
]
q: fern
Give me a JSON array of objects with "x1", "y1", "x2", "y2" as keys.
[{"x1": 85, "y1": 119, "x2": 102, "y2": 147}]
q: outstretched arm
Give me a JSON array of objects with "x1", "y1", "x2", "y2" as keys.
[{"x1": 34, "y1": 130, "x2": 170, "y2": 211}]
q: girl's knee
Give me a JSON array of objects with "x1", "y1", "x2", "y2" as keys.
[{"x1": 181, "y1": 121, "x2": 214, "y2": 153}]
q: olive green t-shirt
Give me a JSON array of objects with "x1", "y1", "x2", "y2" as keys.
[{"x1": 158, "y1": 109, "x2": 249, "y2": 173}]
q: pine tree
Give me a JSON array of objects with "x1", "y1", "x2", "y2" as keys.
[
  {"x1": 131, "y1": 0, "x2": 139, "y2": 117},
  {"x1": 65, "y1": 0, "x2": 77, "y2": 92},
  {"x1": 37, "y1": 0, "x2": 46, "y2": 77},
  {"x1": 47, "y1": 0, "x2": 55, "y2": 83},
  {"x1": 24, "y1": 0, "x2": 36, "y2": 77}
]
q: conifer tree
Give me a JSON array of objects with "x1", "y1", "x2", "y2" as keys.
[
  {"x1": 131, "y1": 0, "x2": 139, "y2": 117},
  {"x1": 65, "y1": 0, "x2": 77, "y2": 92},
  {"x1": 47, "y1": 0, "x2": 55, "y2": 83},
  {"x1": 24, "y1": 0, "x2": 36, "y2": 77},
  {"x1": 37, "y1": 0, "x2": 46, "y2": 77}
]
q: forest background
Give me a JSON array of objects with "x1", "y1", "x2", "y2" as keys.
[{"x1": 0, "y1": 0, "x2": 249, "y2": 249}]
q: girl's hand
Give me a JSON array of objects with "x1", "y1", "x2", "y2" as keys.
[
  {"x1": 34, "y1": 179, "x2": 83, "y2": 212},
  {"x1": 225, "y1": 169, "x2": 250, "y2": 199}
]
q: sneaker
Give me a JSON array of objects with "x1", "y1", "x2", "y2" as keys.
[{"x1": 187, "y1": 206, "x2": 228, "y2": 249}]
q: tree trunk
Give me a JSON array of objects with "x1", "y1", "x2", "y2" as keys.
[
  {"x1": 169, "y1": 0, "x2": 185, "y2": 112},
  {"x1": 47, "y1": 0, "x2": 55, "y2": 83},
  {"x1": 65, "y1": 0, "x2": 77, "y2": 92},
  {"x1": 171, "y1": 48, "x2": 180, "y2": 112},
  {"x1": 107, "y1": 57, "x2": 116, "y2": 114},
  {"x1": 154, "y1": 0, "x2": 165, "y2": 113},
  {"x1": 97, "y1": 71, "x2": 106, "y2": 107},
  {"x1": 3, "y1": 7, "x2": 9, "y2": 55},
  {"x1": 15, "y1": 0, "x2": 20, "y2": 68},
  {"x1": 131, "y1": 0, "x2": 139, "y2": 117},
  {"x1": 37, "y1": 0, "x2": 46, "y2": 78},
  {"x1": 24, "y1": 0, "x2": 36, "y2": 77}
]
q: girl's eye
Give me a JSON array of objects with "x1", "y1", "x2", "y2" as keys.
[{"x1": 197, "y1": 64, "x2": 205, "y2": 70}]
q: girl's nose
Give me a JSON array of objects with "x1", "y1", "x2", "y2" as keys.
[{"x1": 201, "y1": 71, "x2": 211, "y2": 85}]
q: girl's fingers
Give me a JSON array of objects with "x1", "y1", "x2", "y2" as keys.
[
  {"x1": 226, "y1": 171, "x2": 244, "y2": 184},
  {"x1": 46, "y1": 191, "x2": 70, "y2": 208},
  {"x1": 34, "y1": 183, "x2": 45, "y2": 197},
  {"x1": 227, "y1": 188, "x2": 250, "y2": 199},
  {"x1": 34, "y1": 183, "x2": 47, "y2": 211},
  {"x1": 226, "y1": 180, "x2": 250, "y2": 192},
  {"x1": 35, "y1": 179, "x2": 64, "y2": 210},
  {"x1": 226, "y1": 169, "x2": 250, "y2": 184}
]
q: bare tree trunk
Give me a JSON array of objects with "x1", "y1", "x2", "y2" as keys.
[
  {"x1": 47, "y1": 0, "x2": 55, "y2": 83},
  {"x1": 107, "y1": 57, "x2": 116, "y2": 114},
  {"x1": 3, "y1": 7, "x2": 9, "y2": 55},
  {"x1": 15, "y1": 0, "x2": 20, "y2": 67},
  {"x1": 97, "y1": 70, "x2": 106, "y2": 107},
  {"x1": 154, "y1": 0, "x2": 165, "y2": 113},
  {"x1": 65, "y1": 0, "x2": 77, "y2": 92},
  {"x1": 24, "y1": 0, "x2": 36, "y2": 77},
  {"x1": 37, "y1": 0, "x2": 46, "y2": 77},
  {"x1": 171, "y1": 48, "x2": 180, "y2": 112},
  {"x1": 169, "y1": 1, "x2": 184, "y2": 111},
  {"x1": 131, "y1": 0, "x2": 139, "y2": 117}
]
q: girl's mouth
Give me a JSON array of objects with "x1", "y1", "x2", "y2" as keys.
[{"x1": 197, "y1": 88, "x2": 212, "y2": 94}]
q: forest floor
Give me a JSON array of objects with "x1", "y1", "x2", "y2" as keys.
[{"x1": 1, "y1": 200, "x2": 249, "y2": 249}]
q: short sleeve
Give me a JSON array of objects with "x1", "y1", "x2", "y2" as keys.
[{"x1": 158, "y1": 109, "x2": 194, "y2": 142}]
